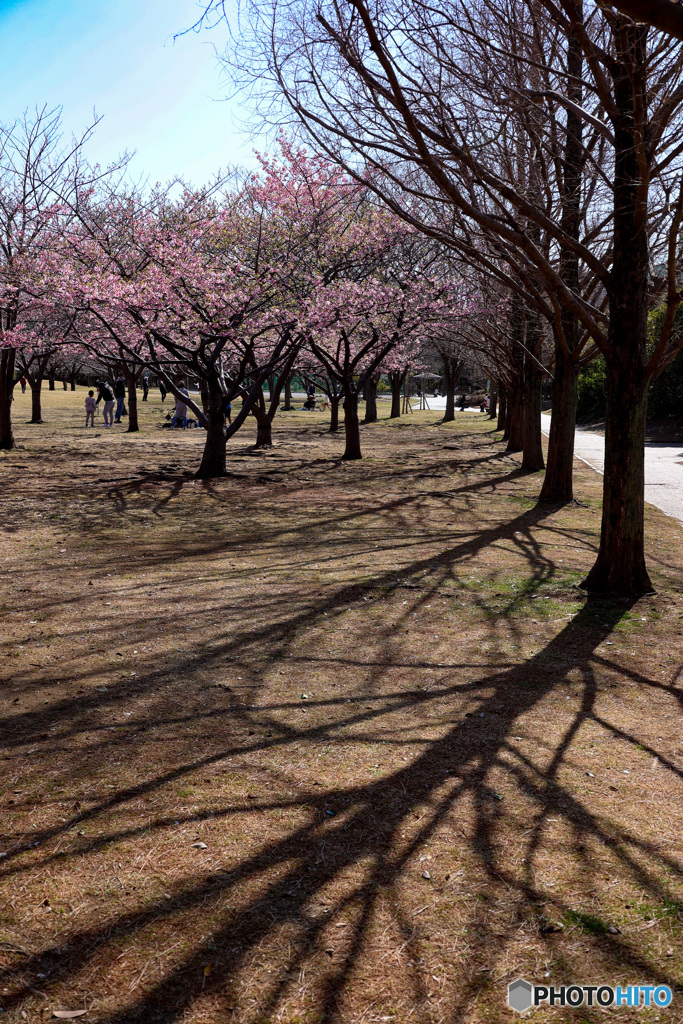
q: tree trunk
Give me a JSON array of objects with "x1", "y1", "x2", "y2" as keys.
[
  {"x1": 48, "y1": 374, "x2": 55, "y2": 392},
  {"x1": 200, "y1": 380, "x2": 210, "y2": 416},
  {"x1": 497, "y1": 389, "x2": 507, "y2": 433},
  {"x1": 389, "y1": 372, "x2": 402, "y2": 418},
  {"x1": 0, "y1": 348, "x2": 16, "y2": 450},
  {"x1": 521, "y1": 317, "x2": 545, "y2": 472},
  {"x1": 582, "y1": 22, "x2": 652, "y2": 596},
  {"x1": 488, "y1": 383, "x2": 498, "y2": 420},
  {"x1": 127, "y1": 379, "x2": 139, "y2": 433},
  {"x1": 329, "y1": 395, "x2": 340, "y2": 433},
  {"x1": 540, "y1": 22, "x2": 583, "y2": 503},
  {"x1": 505, "y1": 375, "x2": 523, "y2": 451},
  {"x1": 506, "y1": 300, "x2": 524, "y2": 452},
  {"x1": 62, "y1": 379, "x2": 68, "y2": 391},
  {"x1": 521, "y1": 361, "x2": 544, "y2": 471},
  {"x1": 342, "y1": 390, "x2": 362, "y2": 460},
  {"x1": 70, "y1": 373, "x2": 77, "y2": 392},
  {"x1": 283, "y1": 373, "x2": 293, "y2": 411},
  {"x1": 364, "y1": 375, "x2": 378, "y2": 423},
  {"x1": 441, "y1": 354, "x2": 461, "y2": 422},
  {"x1": 539, "y1": 352, "x2": 578, "y2": 502},
  {"x1": 30, "y1": 381, "x2": 43, "y2": 423},
  {"x1": 253, "y1": 406, "x2": 273, "y2": 448},
  {"x1": 196, "y1": 379, "x2": 227, "y2": 479}
]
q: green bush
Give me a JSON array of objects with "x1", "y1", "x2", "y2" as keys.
[
  {"x1": 576, "y1": 356, "x2": 606, "y2": 422},
  {"x1": 577, "y1": 306, "x2": 683, "y2": 423}
]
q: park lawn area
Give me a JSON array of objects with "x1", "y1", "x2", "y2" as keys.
[{"x1": 1, "y1": 386, "x2": 683, "y2": 1024}]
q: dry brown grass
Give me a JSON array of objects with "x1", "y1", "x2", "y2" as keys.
[{"x1": 1, "y1": 386, "x2": 683, "y2": 1024}]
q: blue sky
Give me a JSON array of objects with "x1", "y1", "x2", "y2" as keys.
[{"x1": 0, "y1": 0, "x2": 259, "y2": 184}]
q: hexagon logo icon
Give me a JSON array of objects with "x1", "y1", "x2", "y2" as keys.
[{"x1": 508, "y1": 978, "x2": 533, "y2": 1012}]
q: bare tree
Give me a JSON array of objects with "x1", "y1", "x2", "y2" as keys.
[{"x1": 202, "y1": 0, "x2": 683, "y2": 595}]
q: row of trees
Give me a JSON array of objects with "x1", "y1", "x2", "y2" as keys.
[
  {"x1": 187, "y1": 0, "x2": 683, "y2": 597},
  {"x1": 1, "y1": 115, "x2": 489, "y2": 471}
]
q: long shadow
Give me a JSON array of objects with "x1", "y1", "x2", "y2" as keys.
[{"x1": 3, "y1": 599, "x2": 683, "y2": 1023}]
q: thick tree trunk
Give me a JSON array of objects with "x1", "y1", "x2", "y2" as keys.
[
  {"x1": 30, "y1": 381, "x2": 43, "y2": 423},
  {"x1": 441, "y1": 354, "x2": 461, "y2": 422},
  {"x1": 389, "y1": 372, "x2": 403, "y2": 418},
  {"x1": 62, "y1": 379, "x2": 68, "y2": 391},
  {"x1": 506, "y1": 299, "x2": 524, "y2": 452},
  {"x1": 488, "y1": 383, "x2": 498, "y2": 420},
  {"x1": 539, "y1": 352, "x2": 578, "y2": 502},
  {"x1": 521, "y1": 361, "x2": 544, "y2": 471},
  {"x1": 252, "y1": 406, "x2": 273, "y2": 448},
  {"x1": 200, "y1": 380, "x2": 210, "y2": 416},
  {"x1": 329, "y1": 395, "x2": 340, "y2": 433},
  {"x1": 48, "y1": 374, "x2": 55, "y2": 392},
  {"x1": 283, "y1": 373, "x2": 293, "y2": 411},
  {"x1": 582, "y1": 23, "x2": 652, "y2": 596},
  {"x1": 0, "y1": 348, "x2": 16, "y2": 450},
  {"x1": 342, "y1": 391, "x2": 362, "y2": 460},
  {"x1": 521, "y1": 316, "x2": 545, "y2": 472},
  {"x1": 127, "y1": 379, "x2": 139, "y2": 433},
  {"x1": 364, "y1": 375, "x2": 378, "y2": 423},
  {"x1": 70, "y1": 374, "x2": 77, "y2": 392},
  {"x1": 540, "y1": 24, "x2": 583, "y2": 503},
  {"x1": 196, "y1": 380, "x2": 227, "y2": 479},
  {"x1": 506, "y1": 382, "x2": 522, "y2": 451},
  {"x1": 582, "y1": 364, "x2": 649, "y2": 593},
  {"x1": 497, "y1": 389, "x2": 507, "y2": 433}
]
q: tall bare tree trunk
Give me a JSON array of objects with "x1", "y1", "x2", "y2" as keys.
[
  {"x1": 540, "y1": 24, "x2": 583, "y2": 503},
  {"x1": 488, "y1": 383, "x2": 497, "y2": 420},
  {"x1": 582, "y1": 22, "x2": 652, "y2": 595},
  {"x1": 540, "y1": 349, "x2": 578, "y2": 502},
  {"x1": 497, "y1": 389, "x2": 507, "y2": 433},
  {"x1": 521, "y1": 313, "x2": 545, "y2": 472}
]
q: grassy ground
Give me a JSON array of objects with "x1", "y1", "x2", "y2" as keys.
[{"x1": 1, "y1": 385, "x2": 683, "y2": 1024}]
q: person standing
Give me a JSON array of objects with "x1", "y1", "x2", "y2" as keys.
[
  {"x1": 19, "y1": 376, "x2": 27, "y2": 394},
  {"x1": 141, "y1": 373, "x2": 149, "y2": 401},
  {"x1": 85, "y1": 390, "x2": 97, "y2": 427},
  {"x1": 113, "y1": 375, "x2": 126, "y2": 423},
  {"x1": 171, "y1": 380, "x2": 190, "y2": 428},
  {"x1": 159, "y1": 379, "x2": 167, "y2": 402},
  {"x1": 96, "y1": 379, "x2": 115, "y2": 427}
]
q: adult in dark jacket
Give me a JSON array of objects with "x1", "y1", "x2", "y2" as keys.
[
  {"x1": 96, "y1": 380, "x2": 116, "y2": 427},
  {"x1": 113, "y1": 376, "x2": 126, "y2": 423}
]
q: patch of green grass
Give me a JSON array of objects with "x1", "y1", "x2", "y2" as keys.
[
  {"x1": 634, "y1": 897, "x2": 683, "y2": 921},
  {"x1": 563, "y1": 909, "x2": 611, "y2": 935}
]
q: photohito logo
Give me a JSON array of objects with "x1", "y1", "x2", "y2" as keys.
[{"x1": 507, "y1": 978, "x2": 673, "y2": 1012}]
